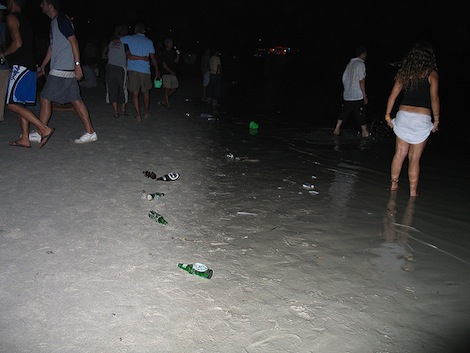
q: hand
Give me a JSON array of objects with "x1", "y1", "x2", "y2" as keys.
[
  {"x1": 75, "y1": 65, "x2": 83, "y2": 80},
  {"x1": 38, "y1": 65, "x2": 46, "y2": 77},
  {"x1": 432, "y1": 121, "x2": 439, "y2": 133}
]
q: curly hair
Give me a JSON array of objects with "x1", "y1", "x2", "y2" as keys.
[{"x1": 395, "y1": 42, "x2": 437, "y2": 92}]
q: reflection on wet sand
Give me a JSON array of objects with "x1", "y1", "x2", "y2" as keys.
[
  {"x1": 379, "y1": 192, "x2": 417, "y2": 271},
  {"x1": 381, "y1": 192, "x2": 469, "y2": 267}
]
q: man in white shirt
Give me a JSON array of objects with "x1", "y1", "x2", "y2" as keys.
[{"x1": 333, "y1": 46, "x2": 369, "y2": 137}]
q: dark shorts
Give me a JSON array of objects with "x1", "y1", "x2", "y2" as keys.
[
  {"x1": 162, "y1": 74, "x2": 179, "y2": 89},
  {"x1": 7, "y1": 65, "x2": 37, "y2": 105},
  {"x1": 128, "y1": 71, "x2": 152, "y2": 93},
  {"x1": 106, "y1": 64, "x2": 127, "y2": 103},
  {"x1": 40, "y1": 75, "x2": 82, "y2": 104},
  {"x1": 338, "y1": 100, "x2": 367, "y2": 126}
]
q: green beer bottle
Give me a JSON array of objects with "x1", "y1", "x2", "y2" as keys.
[
  {"x1": 178, "y1": 263, "x2": 213, "y2": 279},
  {"x1": 148, "y1": 211, "x2": 168, "y2": 225}
]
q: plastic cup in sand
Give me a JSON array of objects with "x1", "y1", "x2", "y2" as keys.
[{"x1": 249, "y1": 121, "x2": 259, "y2": 130}]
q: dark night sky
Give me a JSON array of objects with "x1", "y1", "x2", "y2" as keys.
[
  {"x1": 24, "y1": 0, "x2": 469, "y2": 57},
  {"x1": 22, "y1": 0, "x2": 470, "y2": 105}
]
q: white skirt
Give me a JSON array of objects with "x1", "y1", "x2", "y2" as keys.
[{"x1": 392, "y1": 110, "x2": 433, "y2": 144}]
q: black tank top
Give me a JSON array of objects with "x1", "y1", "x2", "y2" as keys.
[
  {"x1": 400, "y1": 78, "x2": 431, "y2": 109},
  {"x1": 5, "y1": 12, "x2": 36, "y2": 70}
]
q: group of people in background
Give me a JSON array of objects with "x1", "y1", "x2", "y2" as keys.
[
  {"x1": 104, "y1": 24, "x2": 224, "y2": 119},
  {"x1": 333, "y1": 43, "x2": 440, "y2": 197}
]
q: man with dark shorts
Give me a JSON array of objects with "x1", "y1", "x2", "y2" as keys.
[
  {"x1": 120, "y1": 23, "x2": 159, "y2": 122},
  {"x1": 1, "y1": 0, "x2": 54, "y2": 148},
  {"x1": 161, "y1": 38, "x2": 179, "y2": 108},
  {"x1": 30, "y1": 0, "x2": 97, "y2": 144},
  {"x1": 333, "y1": 46, "x2": 369, "y2": 138}
]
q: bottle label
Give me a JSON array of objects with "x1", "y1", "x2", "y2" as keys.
[{"x1": 193, "y1": 263, "x2": 208, "y2": 272}]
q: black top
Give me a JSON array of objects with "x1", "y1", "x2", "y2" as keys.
[
  {"x1": 401, "y1": 78, "x2": 431, "y2": 110},
  {"x1": 161, "y1": 49, "x2": 177, "y2": 75},
  {"x1": 5, "y1": 12, "x2": 36, "y2": 70}
]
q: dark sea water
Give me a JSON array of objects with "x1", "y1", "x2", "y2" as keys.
[{"x1": 190, "y1": 51, "x2": 470, "y2": 269}]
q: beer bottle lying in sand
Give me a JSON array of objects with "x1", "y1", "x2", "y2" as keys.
[
  {"x1": 141, "y1": 190, "x2": 165, "y2": 200},
  {"x1": 143, "y1": 171, "x2": 180, "y2": 181},
  {"x1": 148, "y1": 211, "x2": 168, "y2": 225},
  {"x1": 178, "y1": 263, "x2": 213, "y2": 279}
]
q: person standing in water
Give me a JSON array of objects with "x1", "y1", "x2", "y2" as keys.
[{"x1": 384, "y1": 42, "x2": 440, "y2": 197}]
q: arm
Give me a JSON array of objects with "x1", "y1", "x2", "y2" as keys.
[
  {"x1": 385, "y1": 81, "x2": 403, "y2": 128},
  {"x1": 359, "y1": 79, "x2": 368, "y2": 105},
  {"x1": 150, "y1": 53, "x2": 159, "y2": 78},
  {"x1": 127, "y1": 53, "x2": 149, "y2": 61},
  {"x1": 1, "y1": 14, "x2": 22, "y2": 58},
  {"x1": 429, "y1": 70, "x2": 440, "y2": 132},
  {"x1": 68, "y1": 35, "x2": 83, "y2": 80},
  {"x1": 39, "y1": 46, "x2": 52, "y2": 76}
]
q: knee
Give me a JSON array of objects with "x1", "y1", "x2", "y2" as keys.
[{"x1": 394, "y1": 148, "x2": 408, "y2": 160}]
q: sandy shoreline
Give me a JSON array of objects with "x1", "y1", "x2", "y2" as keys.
[{"x1": 1, "y1": 73, "x2": 469, "y2": 353}]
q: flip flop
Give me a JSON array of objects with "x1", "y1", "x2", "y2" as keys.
[
  {"x1": 40, "y1": 128, "x2": 55, "y2": 148},
  {"x1": 8, "y1": 141, "x2": 31, "y2": 148}
]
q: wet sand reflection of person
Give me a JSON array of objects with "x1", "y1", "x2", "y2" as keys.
[{"x1": 379, "y1": 192, "x2": 416, "y2": 271}]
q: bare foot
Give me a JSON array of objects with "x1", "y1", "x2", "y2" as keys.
[{"x1": 9, "y1": 140, "x2": 31, "y2": 148}]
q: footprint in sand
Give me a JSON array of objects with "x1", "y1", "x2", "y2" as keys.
[
  {"x1": 246, "y1": 330, "x2": 303, "y2": 352},
  {"x1": 289, "y1": 305, "x2": 316, "y2": 321}
]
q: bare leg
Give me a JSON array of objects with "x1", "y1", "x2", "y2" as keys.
[
  {"x1": 390, "y1": 137, "x2": 410, "y2": 191},
  {"x1": 131, "y1": 91, "x2": 140, "y2": 121},
  {"x1": 143, "y1": 92, "x2": 150, "y2": 117},
  {"x1": 8, "y1": 104, "x2": 53, "y2": 139},
  {"x1": 111, "y1": 102, "x2": 118, "y2": 115},
  {"x1": 333, "y1": 119, "x2": 343, "y2": 136},
  {"x1": 361, "y1": 124, "x2": 369, "y2": 137},
  {"x1": 39, "y1": 97, "x2": 52, "y2": 125},
  {"x1": 407, "y1": 140, "x2": 427, "y2": 197},
  {"x1": 163, "y1": 88, "x2": 170, "y2": 107},
  {"x1": 70, "y1": 100, "x2": 94, "y2": 133}
]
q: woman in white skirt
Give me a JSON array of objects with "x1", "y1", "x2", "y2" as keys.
[{"x1": 384, "y1": 42, "x2": 440, "y2": 197}]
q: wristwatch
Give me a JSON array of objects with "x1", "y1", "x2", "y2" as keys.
[{"x1": 75, "y1": 61, "x2": 80, "y2": 66}]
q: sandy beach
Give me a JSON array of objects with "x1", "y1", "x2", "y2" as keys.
[{"x1": 0, "y1": 71, "x2": 469, "y2": 353}]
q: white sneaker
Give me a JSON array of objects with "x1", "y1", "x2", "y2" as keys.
[
  {"x1": 29, "y1": 131, "x2": 41, "y2": 143},
  {"x1": 74, "y1": 132, "x2": 98, "y2": 144}
]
